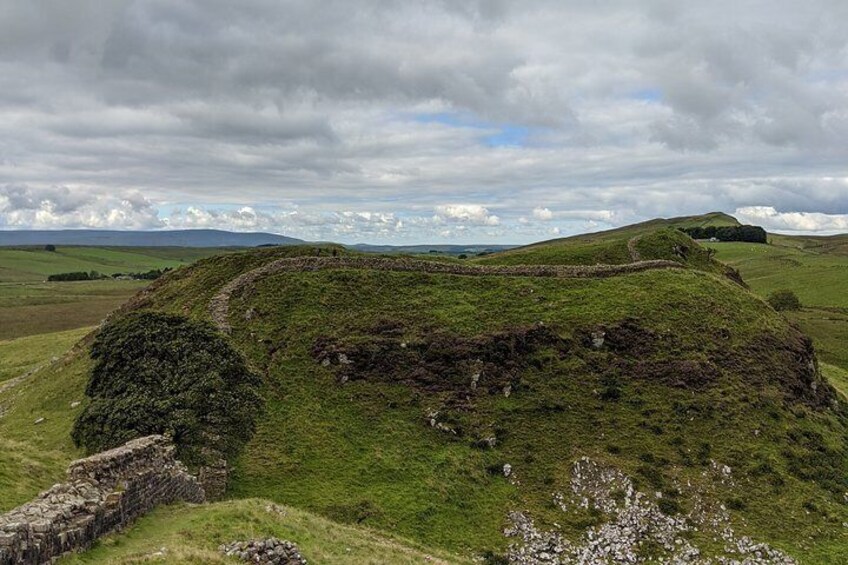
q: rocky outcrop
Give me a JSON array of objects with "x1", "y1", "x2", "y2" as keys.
[
  {"x1": 0, "y1": 435, "x2": 204, "y2": 565},
  {"x1": 209, "y1": 256, "x2": 684, "y2": 333},
  {"x1": 504, "y1": 457, "x2": 797, "y2": 564}
]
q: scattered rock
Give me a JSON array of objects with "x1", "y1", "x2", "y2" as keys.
[
  {"x1": 220, "y1": 538, "x2": 307, "y2": 564},
  {"x1": 265, "y1": 503, "x2": 286, "y2": 516},
  {"x1": 504, "y1": 457, "x2": 797, "y2": 564},
  {"x1": 590, "y1": 331, "x2": 606, "y2": 349},
  {"x1": 503, "y1": 463, "x2": 512, "y2": 478}
]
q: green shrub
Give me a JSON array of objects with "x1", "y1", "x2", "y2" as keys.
[
  {"x1": 657, "y1": 498, "x2": 681, "y2": 515},
  {"x1": 767, "y1": 289, "x2": 802, "y2": 311},
  {"x1": 71, "y1": 311, "x2": 263, "y2": 466}
]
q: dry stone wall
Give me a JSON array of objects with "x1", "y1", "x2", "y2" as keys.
[{"x1": 0, "y1": 435, "x2": 204, "y2": 565}]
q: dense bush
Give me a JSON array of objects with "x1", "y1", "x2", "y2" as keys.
[
  {"x1": 111, "y1": 267, "x2": 171, "y2": 280},
  {"x1": 48, "y1": 270, "x2": 106, "y2": 281},
  {"x1": 71, "y1": 311, "x2": 263, "y2": 466},
  {"x1": 767, "y1": 289, "x2": 802, "y2": 311},
  {"x1": 679, "y1": 225, "x2": 767, "y2": 243}
]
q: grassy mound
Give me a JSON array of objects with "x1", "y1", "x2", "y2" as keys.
[
  {"x1": 3, "y1": 241, "x2": 848, "y2": 562},
  {"x1": 62, "y1": 499, "x2": 470, "y2": 564}
]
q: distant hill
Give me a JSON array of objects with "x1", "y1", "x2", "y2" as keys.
[{"x1": 0, "y1": 229, "x2": 303, "y2": 248}]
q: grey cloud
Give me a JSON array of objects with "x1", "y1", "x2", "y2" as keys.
[{"x1": 1, "y1": 1, "x2": 847, "y2": 242}]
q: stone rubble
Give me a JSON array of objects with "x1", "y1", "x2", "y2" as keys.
[
  {"x1": 504, "y1": 457, "x2": 797, "y2": 564},
  {"x1": 220, "y1": 538, "x2": 307, "y2": 564}
]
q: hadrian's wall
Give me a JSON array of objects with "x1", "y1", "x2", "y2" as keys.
[{"x1": 0, "y1": 435, "x2": 204, "y2": 565}]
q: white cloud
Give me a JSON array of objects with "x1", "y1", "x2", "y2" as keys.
[
  {"x1": 434, "y1": 204, "x2": 500, "y2": 226},
  {"x1": 0, "y1": 185, "x2": 162, "y2": 229},
  {"x1": 735, "y1": 206, "x2": 848, "y2": 233},
  {"x1": 533, "y1": 207, "x2": 554, "y2": 221}
]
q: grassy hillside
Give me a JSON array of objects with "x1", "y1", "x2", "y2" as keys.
[
  {"x1": 0, "y1": 246, "x2": 227, "y2": 283},
  {"x1": 0, "y1": 327, "x2": 91, "y2": 383},
  {"x1": 770, "y1": 233, "x2": 848, "y2": 257},
  {"x1": 3, "y1": 239, "x2": 848, "y2": 562},
  {"x1": 0, "y1": 343, "x2": 89, "y2": 511},
  {"x1": 475, "y1": 220, "x2": 742, "y2": 285}
]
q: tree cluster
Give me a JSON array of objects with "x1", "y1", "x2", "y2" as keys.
[{"x1": 678, "y1": 225, "x2": 767, "y2": 243}]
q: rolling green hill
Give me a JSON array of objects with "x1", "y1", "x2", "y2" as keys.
[
  {"x1": 2, "y1": 241, "x2": 847, "y2": 563},
  {"x1": 474, "y1": 215, "x2": 743, "y2": 287}
]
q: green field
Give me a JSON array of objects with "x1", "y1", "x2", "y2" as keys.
[
  {"x1": 0, "y1": 246, "x2": 227, "y2": 283},
  {"x1": 705, "y1": 240, "x2": 848, "y2": 373},
  {"x1": 0, "y1": 246, "x2": 231, "y2": 340},
  {"x1": 0, "y1": 327, "x2": 91, "y2": 383},
  {"x1": 0, "y1": 280, "x2": 147, "y2": 340}
]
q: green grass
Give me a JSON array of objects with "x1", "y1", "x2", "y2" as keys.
[
  {"x1": 0, "y1": 246, "x2": 228, "y2": 283},
  {"x1": 704, "y1": 239, "x2": 848, "y2": 388},
  {"x1": 0, "y1": 326, "x2": 91, "y2": 383},
  {"x1": 475, "y1": 224, "x2": 737, "y2": 286},
  {"x1": 63, "y1": 499, "x2": 471, "y2": 564},
  {"x1": 705, "y1": 241, "x2": 848, "y2": 309},
  {"x1": 0, "y1": 280, "x2": 147, "y2": 340},
  {"x1": 822, "y1": 363, "x2": 848, "y2": 399},
  {"x1": 0, "y1": 341, "x2": 90, "y2": 511}
]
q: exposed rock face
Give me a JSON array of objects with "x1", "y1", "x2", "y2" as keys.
[
  {"x1": 0, "y1": 435, "x2": 204, "y2": 565},
  {"x1": 504, "y1": 458, "x2": 797, "y2": 565},
  {"x1": 220, "y1": 538, "x2": 307, "y2": 564}
]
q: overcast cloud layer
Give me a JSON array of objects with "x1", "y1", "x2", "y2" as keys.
[{"x1": 2, "y1": 0, "x2": 848, "y2": 243}]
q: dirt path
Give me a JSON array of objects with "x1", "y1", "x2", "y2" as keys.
[
  {"x1": 627, "y1": 236, "x2": 642, "y2": 261},
  {"x1": 208, "y1": 256, "x2": 683, "y2": 333}
]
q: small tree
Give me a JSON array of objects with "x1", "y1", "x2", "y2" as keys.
[
  {"x1": 44, "y1": 244, "x2": 56, "y2": 252},
  {"x1": 767, "y1": 289, "x2": 802, "y2": 311},
  {"x1": 72, "y1": 311, "x2": 263, "y2": 466}
]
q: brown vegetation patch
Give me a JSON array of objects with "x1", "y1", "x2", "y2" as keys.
[
  {"x1": 575, "y1": 318, "x2": 665, "y2": 358},
  {"x1": 312, "y1": 323, "x2": 568, "y2": 402},
  {"x1": 728, "y1": 330, "x2": 836, "y2": 408}
]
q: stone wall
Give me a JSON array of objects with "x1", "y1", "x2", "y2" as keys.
[{"x1": 0, "y1": 435, "x2": 204, "y2": 565}]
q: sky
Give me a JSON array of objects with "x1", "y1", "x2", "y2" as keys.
[{"x1": 1, "y1": 0, "x2": 848, "y2": 244}]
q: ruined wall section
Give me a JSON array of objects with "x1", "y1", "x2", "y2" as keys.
[{"x1": 0, "y1": 435, "x2": 204, "y2": 565}]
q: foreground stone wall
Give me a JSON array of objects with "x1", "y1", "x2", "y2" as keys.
[{"x1": 0, "y1": 435, "x2": 204, "y2": 565}]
